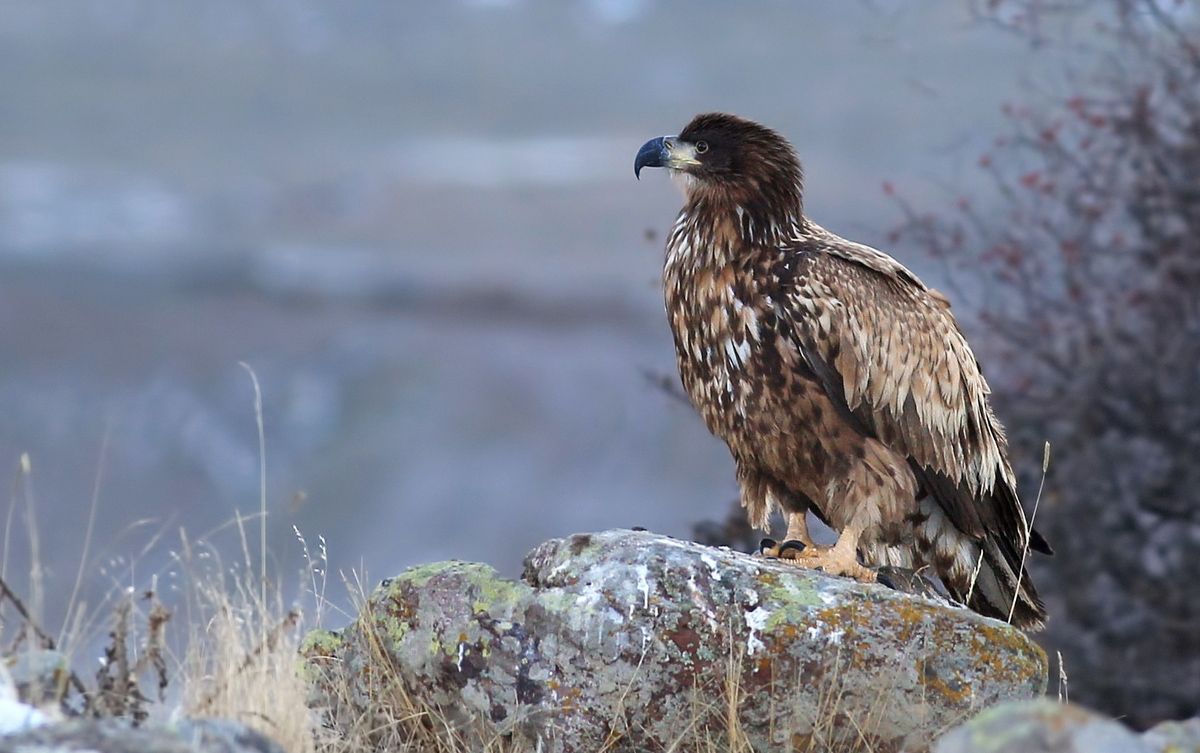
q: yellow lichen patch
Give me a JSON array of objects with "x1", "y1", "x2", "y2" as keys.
[
  {"x1": 963, "y1": 623, "x2": 1047, "y2": 693},
  {"x1": 880, "y1": 595, "x2": 942, "y2": 641},
  {"x1": 297, "y1": 629, "x2": 345, "y2": 685},
  {"x1": 468, "y1": 573, "x2": 528, "y2": 616},
  {"x1": 917, "y1": 655, "x2": 973, "y2": 708},
  {"x1": 754, "y1": 569, "x2": 827, "y2": 622},
  {"x1": 809, "y1": 604, "x2": 868, "y2": 645},
  {"x1": 392, "y1": 560, "x2": 464, "y2": 589},
  {"x1": 370, "y1": 595, "x2": 415, "y2": 644},
  {"x1": 299, "y1": 628, "x2": 343, "y2": 658},
  {"x1": 556, "y1": 683, "x2": 584, "y2": 714}
]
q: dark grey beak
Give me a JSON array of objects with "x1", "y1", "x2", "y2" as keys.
[{"x1": 634, "y1": 136, "x2": 668, "y2": 179}]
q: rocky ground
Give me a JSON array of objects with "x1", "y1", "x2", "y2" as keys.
[
  {"x1": 306, "y1": 529, "x2": 1044, "y2": 752},
  {"x1": 4, "y1": 529, "x2": 1198, "y2": 752}
]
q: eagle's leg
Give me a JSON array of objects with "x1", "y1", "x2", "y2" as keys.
[
  {"x1": 776, "y1": 522, "x2": 877, "y2": 584},
  {"x1": 782, "y1": 511, "x2": 816, "y2": 548}
]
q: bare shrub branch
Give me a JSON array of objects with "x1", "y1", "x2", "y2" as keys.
[{"x1": 894, "y1": 0, "x2": 1200, "y2": 727}]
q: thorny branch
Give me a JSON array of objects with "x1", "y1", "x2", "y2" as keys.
[{"x1": 0, "y1": 572, "x2": 91, "y2": 702}]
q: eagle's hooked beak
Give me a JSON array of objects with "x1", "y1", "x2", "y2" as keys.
[{"x1": 634, "y1": 136, "x2": 698, "y2": 178}]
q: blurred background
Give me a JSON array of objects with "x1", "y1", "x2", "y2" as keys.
[{"x1": 2, "y1": 0, "x2": 1197, "y2": 729}]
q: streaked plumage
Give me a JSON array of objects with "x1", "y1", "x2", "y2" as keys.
[{"x1": 635, "y1": 113, "x2": 1049, "y2": 629}]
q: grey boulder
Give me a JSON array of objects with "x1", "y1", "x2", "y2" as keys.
[
  {"x1": 0, "y1": 719, "x2": 287, "y2": 753},
  {"x1": 1142, "y1": 717, "x2": 1200, "y2": 752},
  {"x1": 306, "y1": 529, "x2": 1047, "y2": 752},
  {"x1": 934, "y1": 699, "x2": 1200, "y2": 753}
]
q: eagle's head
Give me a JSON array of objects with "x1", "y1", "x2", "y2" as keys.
[{"x1": 634, "y1": 113, "x2": 804, "y2": 223}]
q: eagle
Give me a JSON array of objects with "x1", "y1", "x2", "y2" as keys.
[{"x1": 635, "y1": 113, "x2": 1049, "y2": 629}]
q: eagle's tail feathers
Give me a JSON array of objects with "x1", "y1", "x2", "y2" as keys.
[{"x1": 951, "y1": 537, "x2": 1046, "y2": 631}]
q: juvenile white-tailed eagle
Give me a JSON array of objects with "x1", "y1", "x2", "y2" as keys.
[{"x1": 635, "y1": 113, "x2": 1049, "y2": 629}]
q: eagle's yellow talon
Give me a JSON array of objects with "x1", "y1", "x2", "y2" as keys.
[
  {"x1": 779, "y1": 542, "x2": 877, "y2": 584},
  {"x1": 761, "y1": 538, "x2": 808, "y2": 559},
  {"x1": 776, "y1": 540, "x2": 808, "y2": 558}
]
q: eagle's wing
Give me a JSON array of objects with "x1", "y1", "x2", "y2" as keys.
[
  {"x1": 787, "y1": 235, "x2": 996, "y2": 480},
  {"x1": 782, "y1": 231, "x2": 1048, "y2": 624}
]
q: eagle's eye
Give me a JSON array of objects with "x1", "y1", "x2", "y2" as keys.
[{"x1": 695, "y1": 140, "x2": 709, "y2": 154}]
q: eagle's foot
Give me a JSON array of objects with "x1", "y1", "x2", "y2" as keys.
[
  {"x1": 758, "y1": 538, "x2": 808, "y2": 558},
  {"x1": 771, "y1": 540, "x2": 877, "y2": 584},
  {"x1": 757, "y1": 512, "x2": 818, "y2": 560}
]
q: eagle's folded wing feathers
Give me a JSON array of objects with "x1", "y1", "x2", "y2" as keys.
[{"x1": 784, "y1": 239, "x2": 1031, "y2": 553}]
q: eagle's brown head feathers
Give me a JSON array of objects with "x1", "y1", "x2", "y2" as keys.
[{"x1": 636, "y1": 112, "x2": 804, "y2": 245}]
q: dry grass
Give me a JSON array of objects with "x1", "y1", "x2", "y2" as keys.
[
  {"x1": 0, "y1": 434, "x2": 320, "y2": 746},
  {"x1": 175, "y1": 530, "x2": 312, "y2": 753},
  {"x1": 1007, "y1": 441, "x2": 1050, "y2": 624},
  {"x1": 1057, "y1": 650, "x2": 1070, "y2": 704},
  {"x1": 174, "y1": 364, "x2": 320, "y2": 751}
]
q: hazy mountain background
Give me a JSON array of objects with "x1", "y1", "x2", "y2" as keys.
[{"x1": 0, "y1": 0, "x2": 1054, "y2": 634}]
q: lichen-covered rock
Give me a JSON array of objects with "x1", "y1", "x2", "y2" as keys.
[
  {"x1": 1142, "y1": 717, "x2": 1200, "y2": 752},
  {"x1": 0, "y1": 661, "x2": 47, "y2": 736},
  {"x1": 0, "y1": 718, "x2": 287, "y2": 753},
  {"x1": 5, "y1": 649, "x2": 70, "y2": 707},
  {"x1": 307, "y1": 529, "x2": 1046, "y2": 753},
  {"x1": 932, "y1": 699, "x2": 1200, "y2": 753}
]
